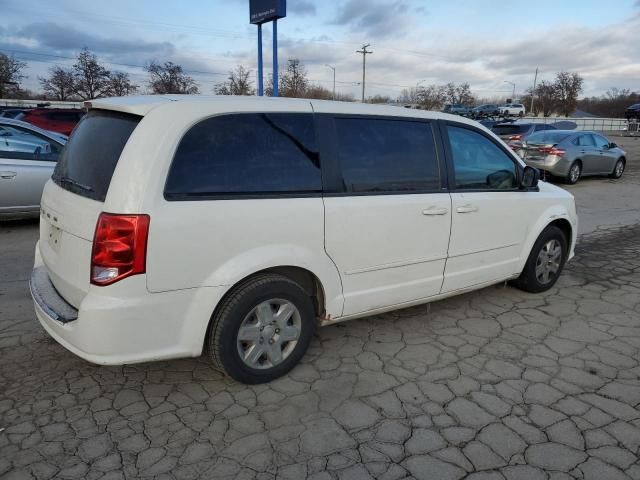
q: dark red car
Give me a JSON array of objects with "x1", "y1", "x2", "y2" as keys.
[{"x1": 21, "y1": 109, "x2": 85, "y2": 136}]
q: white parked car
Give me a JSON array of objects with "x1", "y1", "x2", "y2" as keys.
[
  {"x1": 30, "y1": 95, "x2": 578, "y2": 384},
  {"x1": 501, "y1": 103, "x2": 526, "y2": 117}
]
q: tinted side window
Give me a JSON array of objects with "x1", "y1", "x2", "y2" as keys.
[
  {"x1": 592, "y1": 135, "x2": 609, "y2": 148},
  {"x1": 333, "y1": 117, "x2": 440, "y2": 193},
  {"x1": 575, "y1": 135, "x2": 595, "y2": 147},
  {"x1": 0, "y1": 125, "x2": 63, "y2": 162},
  {"x1": 165, "y1": 113, "x2": 320, "y2": 197},
  {"x1": 447, "y1": 125, "x2": 517, "y2": 190}
]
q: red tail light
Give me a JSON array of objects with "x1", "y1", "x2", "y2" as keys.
[
  {"x1": 91, "y1": 213, "x2": 150, "y2": 286},
  {"x1": 507, "y1": 134, "x2": 523, "y2": 141},
  {"x1": 540, "y1": 146, "x2": 565, "y2": 156}
]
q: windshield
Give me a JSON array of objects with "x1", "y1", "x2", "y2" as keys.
[
  {"x1": 526, "y1": 132, "x2": 571, "y2": 145},
  {"x1": 492, "y1": 125, "x2": 529, "y2": 135},
  {"x1": 52, "y1": 110, "x2": 141, "y2": 201}
]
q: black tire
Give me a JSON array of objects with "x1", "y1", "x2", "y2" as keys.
[
  {"x1": 609, "y1": 158, "x2": 625, "y2": 179},
  {"x1": 206, "y1": 273, "x2": 316, "y2": 384},
  {"x1": 513, "y1": 225, "x2": 568, "y2": 293},
  {"x1": 565, "y1": 161, "x2": 582, "y2": 185}
]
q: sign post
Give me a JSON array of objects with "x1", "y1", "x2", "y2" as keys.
[{"x1": 250, "y1": 0, "x2": 286, "y2": 97}]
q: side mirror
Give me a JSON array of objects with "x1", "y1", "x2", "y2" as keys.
[
  {"x1": 608, "y1": 142, "x2": 617, "y2": 149},
  {"x1": 521, "y1": 166, "x2": 539, "y2": 189}
]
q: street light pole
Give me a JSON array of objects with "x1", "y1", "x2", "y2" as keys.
[
  {"x1": 325, "y1": 64, "x2": 336, "y2": 100},
  {"x1": 504, "y1": 80, "x2": 516, "y2": 100}
]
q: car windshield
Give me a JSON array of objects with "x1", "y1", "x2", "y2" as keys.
[
  {"x1": 492, "y1": 125, "x2": 529, "y2": 135},
  {"x1": 526, "y1": 132, "x2": 571, "y2": 144}
]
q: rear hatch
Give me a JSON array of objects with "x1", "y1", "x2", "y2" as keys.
[
  {"x1": 491, "y1": 124, "x2": 529, "y2": 142},
  {"x1": 40, "y1": 110, "x2": 141, "y2": 308}
]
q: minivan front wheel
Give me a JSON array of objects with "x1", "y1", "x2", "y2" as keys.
[
  {"x1": 206, "y1": 274, "x2": 316, "y2": 384},
  {"x1": 513, "y1": 225, "x2": 567, "y2": 293}
]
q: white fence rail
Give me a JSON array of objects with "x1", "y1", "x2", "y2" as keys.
[{"x1": 523, "y1": 117, "x2": 631, "y2": 133}]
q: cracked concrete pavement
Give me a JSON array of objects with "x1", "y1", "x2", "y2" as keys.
[{"x1": 1, "y1": 136, "x2": 639, "y2": 479}]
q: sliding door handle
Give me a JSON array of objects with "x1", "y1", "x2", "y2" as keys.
[
  {"x1": 0, "y1": 171, "x2": 17, "y2": 179},
  {"x1": 422, "y1": 207, "x2": 449, "y2": 216},
  {"x1": 456, "y1": 205, "x2": 478, "y2": 214}
]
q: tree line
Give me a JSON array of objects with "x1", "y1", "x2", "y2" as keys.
[{"x1": 1, "y1": 49, "x2": 637, "y2": 117}]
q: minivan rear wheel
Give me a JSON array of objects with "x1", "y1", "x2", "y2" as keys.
[
  {"x1": 206, "y1": 273, "x2": 316, "y2": 384},
  {"x1": 513, "y1": 225, "x2": 567, "y2": 293}
]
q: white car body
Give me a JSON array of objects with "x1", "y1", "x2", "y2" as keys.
[
  {"x1": 501, "y1": 104, "x2": 526, "y2": 116},
  {"x1": 31, "y1": 95, "x2": 577, "y2": 368}
]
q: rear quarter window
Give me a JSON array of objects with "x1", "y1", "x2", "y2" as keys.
[
  {"x1": 52, "y1": 110, "x2": 141, "y2": 201},
  {"x1": 165, "y1": 113, "x2": 321, "y2": 198}
]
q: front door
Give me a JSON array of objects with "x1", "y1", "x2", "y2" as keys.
[
  {"x1": 592, "y1": 134, "x2": 617, "y2": 174},
  {"x1": 441, "y1": 123, "x2": 531, "y2": 292},
  {"x1": 321, "y1": 115, "x2": 451, "y2": 317}
]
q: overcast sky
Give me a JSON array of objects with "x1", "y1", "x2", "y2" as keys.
[{"x1": 1, "y1": 0, "x2": 639, "y2": 100}]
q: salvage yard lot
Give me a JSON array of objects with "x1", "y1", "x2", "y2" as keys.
[{"x1": 1, "y1": 136, "x2": 639, "y2": 479}]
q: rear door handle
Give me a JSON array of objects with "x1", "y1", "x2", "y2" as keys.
[
  {"x1": 456, "y1": 205, "x2": 478, "y2": 214},
  {"x1": 422, "y1": 207, "x2": 449, "y2": 216},
  {"x1": 0, "y1": 171, "x2": 17, "y2": 179}
]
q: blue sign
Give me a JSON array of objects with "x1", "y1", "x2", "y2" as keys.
[{"x1": 250, "y1": 0, "x2": 286, "y2": 25}]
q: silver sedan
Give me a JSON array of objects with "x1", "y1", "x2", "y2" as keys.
[
  {"x1": 516, "y1": 130, "x2": 627, "y2": 184},
  {"x1": 0, "y1": 119, "x2": 66, "y2": 220}
]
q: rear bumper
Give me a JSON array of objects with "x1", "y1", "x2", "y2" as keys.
[{"x1": 31, "y1": 243, "x2": 226, "y2": 365}]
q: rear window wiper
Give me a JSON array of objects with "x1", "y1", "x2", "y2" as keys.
[{"x1": 59, "y1": 176, "x2": 93, "y2": 192}]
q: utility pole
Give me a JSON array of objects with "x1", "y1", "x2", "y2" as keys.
[
  {"x1": 325, "y1": 64, "x2": 336, "y2": 100},
  {"x1": 530, "y1": 67, "x2": 538, "y2": 115},
  {"x1": 504, "y1": 80, "x2": 516, "y2": 101},
  {"x1": 356, "y1": 44, "x2": 372, "y2": 103}
]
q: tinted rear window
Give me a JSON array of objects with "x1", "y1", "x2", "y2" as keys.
[
  {"x1": 52, "y1": 110, "x2": 141, "y2": 201},
  {"x1": 526, "y1": 132, "x2": 571, "y2": 144},
  {"x1": 165, "y1": 113, "x2": 321, "y2": 198},
  {"x1": 334, "y1": 117, "x2": 440, "y2": 193},
  {"x1": 491, "y1": 125, "x2": 529, "y2": 135}
]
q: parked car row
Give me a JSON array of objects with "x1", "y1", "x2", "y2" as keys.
[
  {"x1": 0, "y1": 107, "x2": 85, "y2": 135},
  {"x1": 443, "y1": 103, "x2": 526, "y2": 119}
]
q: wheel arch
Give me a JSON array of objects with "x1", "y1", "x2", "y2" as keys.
[{"x1": 519, "y1": 210, "x2": 576, "y2": 274}]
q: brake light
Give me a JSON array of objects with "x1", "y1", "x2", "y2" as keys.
[
  {"x1": 91, "y1": 213, "x2": 150, "y2": 286},
  {"x1": 508, "y1": 134, "x2": 523, "y2": 141},
  {"x1": 540, "y1": 146, "x2": 565, "y2": 156}
]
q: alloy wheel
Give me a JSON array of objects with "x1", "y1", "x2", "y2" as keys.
[
  {"x1": 535, "y1": 239, "x2": 562, "y2": 284},
  {"x1": 236, "y1": 299, "x2": 301, "y2": 369}
]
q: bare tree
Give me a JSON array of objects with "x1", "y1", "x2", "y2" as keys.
[
  {"x1": 443, "y1": 82, "x2": 474, "y2": 106},
  {"x1": 367, "y1": 94, "x2": 392, "y2": 104},
  {"x1": 108, "y1": 71, "x2": 138, "y2": 97},
  {"x1": 302, "y1": 84, "x2": 354, "y2": 101},
  {"x1": 0, "y1": 53, "x2": 27, "y2": 98},
  {"x1": 39, "y1": 66, "x2": 76, "y2": 101},
  {"x1": 578, "y1": 88, "x2": 640, "y2": 118},
  {"x1": 554, "y1": 71, "x2": 584, "y2": 117},
  {"x1": 146, "y1": 61, "x2": 199, "y2": 94},
  {"x1": 214, "y1": 65, "x2": 254, "y2": 96},
  {"x1": 398, "y1": 87, "x2": 420, "y2": 104},
  {"x1": 278, "y1": 59, "x2": 308, "y2": 98},
  {"x1": 73, "y1": 48, "x2": 111, "y2": 100},
  {"x1": 417, "y1": 84, "x2": 447, "y2": 110}
]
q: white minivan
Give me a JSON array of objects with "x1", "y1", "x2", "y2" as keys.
[{"x1": 30, "y1": 95, "x2": 578, "y2": 384}]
